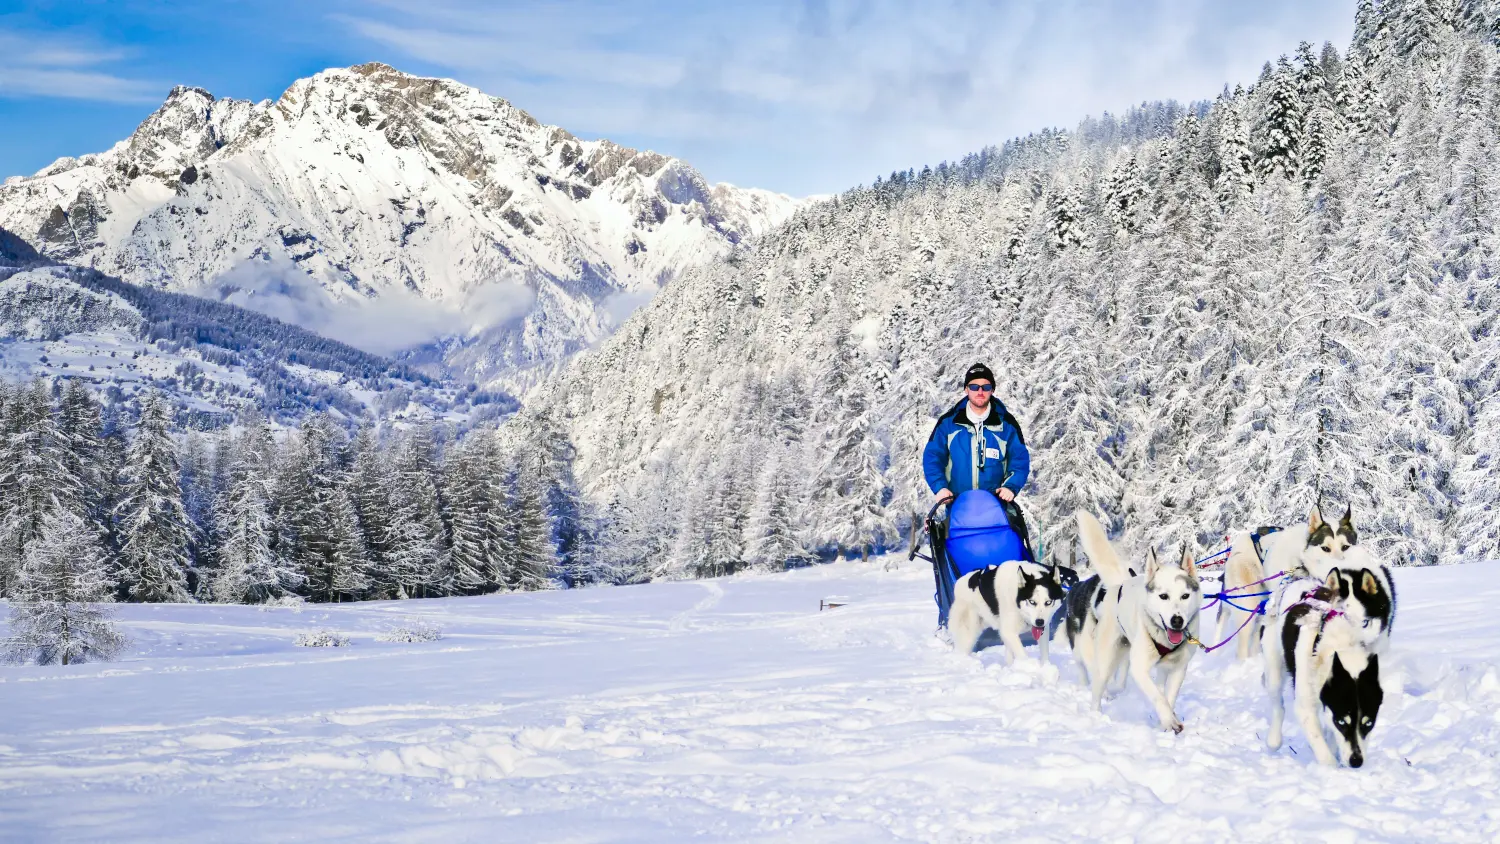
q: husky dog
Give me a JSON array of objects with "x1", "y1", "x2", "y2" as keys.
[
  {"x1": 1075, "y1": 512, "x2": 1202, "y2": 733},
  {"x1": 951, "y1": 562, "x2": 1067, "y2": 661},
  {"x1": 1262, "y1": 569, "x2": 1384, "y2": 768},
  {"x1": 1336, "y1": 546, "x2": 1397, "y2": 653},
  {"x1": 1259, "y1": 505, "x2": 1397, "y2": 653},
  {"x1": 1213, "y1": 527, "x2": 1278, "y2": 661},
  {"x1": 1258, "y1": 505, "x2": 1358, "y2": 587}
]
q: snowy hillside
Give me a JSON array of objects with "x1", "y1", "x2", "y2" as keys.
[
  {"x1": 2, "y1": 558, "x2": 1497, "y2": 842},
  {"x1": 523, "y1": 2, "x2": 1500, "y2": 574},
  {"x1": 0, "y1": 265, "x2": 509, "y2": 426},
  {"x1": 0, "y1": 63, "x2": 804, "y2": 389}
]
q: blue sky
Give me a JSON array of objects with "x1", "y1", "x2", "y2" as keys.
[{"x1": 0, "y1": 0, "x2": 1356, "y2": 196}]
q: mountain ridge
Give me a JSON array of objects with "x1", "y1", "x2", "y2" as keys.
[{"x1": 0, "y1": 63, "x2": 804, "y2": 390}]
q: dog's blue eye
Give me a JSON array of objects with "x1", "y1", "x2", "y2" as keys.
[
  {"x1": 1362, "y1": 717, "x2": 1373, "y2": 726},
  {"x1": 1338, "y1": 716, "x2": 1351, "y2": 725},
  {"x1": 1362, "y1": 619, "x2": 1371, "y2": 628}
]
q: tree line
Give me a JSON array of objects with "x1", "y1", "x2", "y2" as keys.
[{"x1": 0, "y1": 378, "x2": 621, "y2": 662}]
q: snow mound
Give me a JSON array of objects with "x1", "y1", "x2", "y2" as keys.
[
  {"x1": 375, "y1": 621, "x2": 443, "y2": 643},
  {"x1": 293, "y1": 629, "x2": 351, "y2": 648}
]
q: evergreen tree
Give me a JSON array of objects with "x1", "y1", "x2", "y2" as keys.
[
  {"x1": 1257, "y1": 56, "x2": 1303, "y2": 180},
  {"x1": 210, "y1": 418, "x2": 302, "y2": 603},
  {"x1": 115, "y1": 393, "x2": 194, "y2": 602},
  {"x1": 0, "y1": 381, "x2": 73, "y2": 597},
  {"x1": 442, "y1": 435, "x2": 498, "y2": 594},
  {"x1": 743, "y1": 451, "x2": 813, "y2": 570},
  {"x1": 504, "y1": 460, "x2": 559, "y2": 590},
  {"x1": 4, "y1": 507, "x2": 125, "y2": 666},
  {"x1": 383, "y1": 426, "x2": 446, "y2": 598}
]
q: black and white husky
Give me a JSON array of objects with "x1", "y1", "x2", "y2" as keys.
[
  {"x1": 1075, "y1": 511, "x2": 1203, "y2": 733},
  {"x1": 1261, "y1": 568, "x2": 1384, "y2": 768},
  {"x1": 951, "y1": 562, "x2": 1067, "y2": 661}
]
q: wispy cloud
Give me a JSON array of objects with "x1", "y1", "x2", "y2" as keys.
[
  {"x1": 205, "y1": 255, "x2": 536, "y2": 356},
  {"x1": 337, "y1": 0, "x2": 1355, "y2": 195},
  {"x1": 0, "y1": 29, "x2": 160, "y2": 103}
]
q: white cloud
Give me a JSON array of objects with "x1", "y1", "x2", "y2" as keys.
[
  {"x1": 205, "y1": 255, "x2": 537, "y2": 357},
  {"x1": 337, "y1": 0, "x2": 1356, "y2": 195},
  {"x1": 0, "y1": 29, "x2": 160, "y2": 103}
]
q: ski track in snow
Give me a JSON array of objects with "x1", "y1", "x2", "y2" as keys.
[{"x1": 2, "y1": 562, "x2": 1499, "y2": 842}]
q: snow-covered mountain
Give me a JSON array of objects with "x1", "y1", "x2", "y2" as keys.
[
  {"x1": 0, "y1": 63, "x2": 803, "y2": 389},
  {"x1": 0, "y1": 263, "x2": 507, "y2": 427},
  {"x1": 519, "y1": 1, "x2": 1500, "y2": 574}
]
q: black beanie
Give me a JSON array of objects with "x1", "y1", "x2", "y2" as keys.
[{"x1": 963, "y1": 362, "x2": 995, "y2": 387}]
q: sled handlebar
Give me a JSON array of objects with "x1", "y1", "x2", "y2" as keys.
[{"x1": 908, "y1": 499, "x2": 952, "y2": 562}]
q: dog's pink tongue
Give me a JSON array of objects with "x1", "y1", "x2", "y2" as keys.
[
  {"x1": 1167, "y1": 630, "x2": 1185, "y2": 646},
  {"x1": 1031, "y1": 626, "x2": 1045, "y2": 641}
]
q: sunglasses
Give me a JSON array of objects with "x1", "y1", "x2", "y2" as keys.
[{"x1": 965, "y1": 383, "x2": 995, "y2": 393}]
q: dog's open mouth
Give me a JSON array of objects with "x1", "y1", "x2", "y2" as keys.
[
  {"x1": 1031, "y1": 626, "x2": 1045, "y2": 641},
  {"x1": 1166, "y1": 629, "x2": 1185, "y2": 646}
]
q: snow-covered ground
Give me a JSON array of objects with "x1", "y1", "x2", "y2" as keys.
[{"x1": 2, "y1": 560, "x2": 1498, "y2": 842}]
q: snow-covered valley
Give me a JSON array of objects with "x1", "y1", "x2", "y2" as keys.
[{"x1": 3, "y1": 559, "x2": 1497, "y2": 842}]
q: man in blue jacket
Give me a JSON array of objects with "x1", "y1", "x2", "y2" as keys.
[{"x1": 923, "y1": 362, "x2": 1030, "y2": 506}]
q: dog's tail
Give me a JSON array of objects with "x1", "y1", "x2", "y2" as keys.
[{"x1": 1077, "y1": 511, "x2": 1129, "y2": 588}]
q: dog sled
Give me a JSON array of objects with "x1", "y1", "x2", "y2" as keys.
[{"x1": 908, "y1": 490, "x2": 1049, "y2": 648}]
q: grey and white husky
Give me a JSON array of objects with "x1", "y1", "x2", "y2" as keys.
[{"x1": 1074, "y1": 511, "x2": 1202, "y2": 733}]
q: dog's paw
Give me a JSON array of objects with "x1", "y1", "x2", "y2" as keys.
[{"x1": 1164, "y1": 718, "x2": 1184, "y2": 734}]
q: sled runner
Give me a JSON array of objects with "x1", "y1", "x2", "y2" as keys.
[{"x1": 909, "y1": 490, "x2": 1045, "y2": 647}]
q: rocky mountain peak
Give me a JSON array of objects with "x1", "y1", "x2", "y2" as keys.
[{"x1": 0, "y1": 63, "x2": 806, "y2": 390}]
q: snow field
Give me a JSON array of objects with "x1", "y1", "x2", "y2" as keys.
[{"x1": 2, "y1": 560, "x2": 1499, "y2": 842}]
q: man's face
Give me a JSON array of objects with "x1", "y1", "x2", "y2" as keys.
[{"x1": 966, "y1": 380, "x2": 993, "y2": 410}]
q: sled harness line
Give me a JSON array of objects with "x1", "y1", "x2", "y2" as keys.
[
  {"x1": 1191, "y1": 547, "x2": 1232, "y2": 568},
  {"x1": 1184, "y1": 599, "x2": 1269, "y2": 654},
  {"x1": 1200, "y1": 570, "x2": 1286, "y2": 613},
  {"x1": 1186, "y1": 569, "x2": 1294, "y2": 653},
  {"x1": 1194, "y1": 527, "x2": 1282, "y2": 570}
]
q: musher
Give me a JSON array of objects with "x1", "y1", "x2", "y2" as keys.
[{"x1": 922, "y1": 362, "x2": 1031, "y2": 510}]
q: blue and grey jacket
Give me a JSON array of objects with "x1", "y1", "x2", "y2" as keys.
[{"x1": 922, "y1": 398, "x2": 1030, "y2": 497}]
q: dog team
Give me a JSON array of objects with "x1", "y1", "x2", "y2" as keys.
[{"x1": 947, "y1": 504, "x2": 1397, "y2": 768}]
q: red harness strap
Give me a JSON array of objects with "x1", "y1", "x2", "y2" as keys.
[{"x1": 1154, "y1": 637, "x2": 1187, "y2": 657}]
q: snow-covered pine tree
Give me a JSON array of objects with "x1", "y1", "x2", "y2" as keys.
[
  {"x1": 0, "y1": 380, "x2": 74, "y2": 597},
  {"x1": 1103, "y1": 153, "x2": 1148, "y2": 238},
  {"x1": 177, "y1": 430, "x2": 219, "y2": 591},
  {"x1": 442, "y1": 434, "x2": 498, "y2": 595},
  {"x1": 210, "y1": 418, "x2": 303, "y2": 603},
  {"x1": 742, "y1": 449, "x2": 814, "y2": 570},
  {"x1": 55, "y1": 379, "x2": 106, "y2": 526},
  {"x1": 114, "y1": 392, "x2": 194, "y2": 602},
  {"x1": 503, "y1": 458, "x2": 559, "y2": 590},
  {"x1": 344, "y1": 425, "x2": 394, "y2": 596},
  {"x1": 383, "y1": 425, "x2": 446, "y2": 598},
  {"x1": 4, "y1": 507, "x2": 125, "y2": 666},
  {"x1": 1256, "y1": 55, "x2": 1303, "y2": 181}
]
